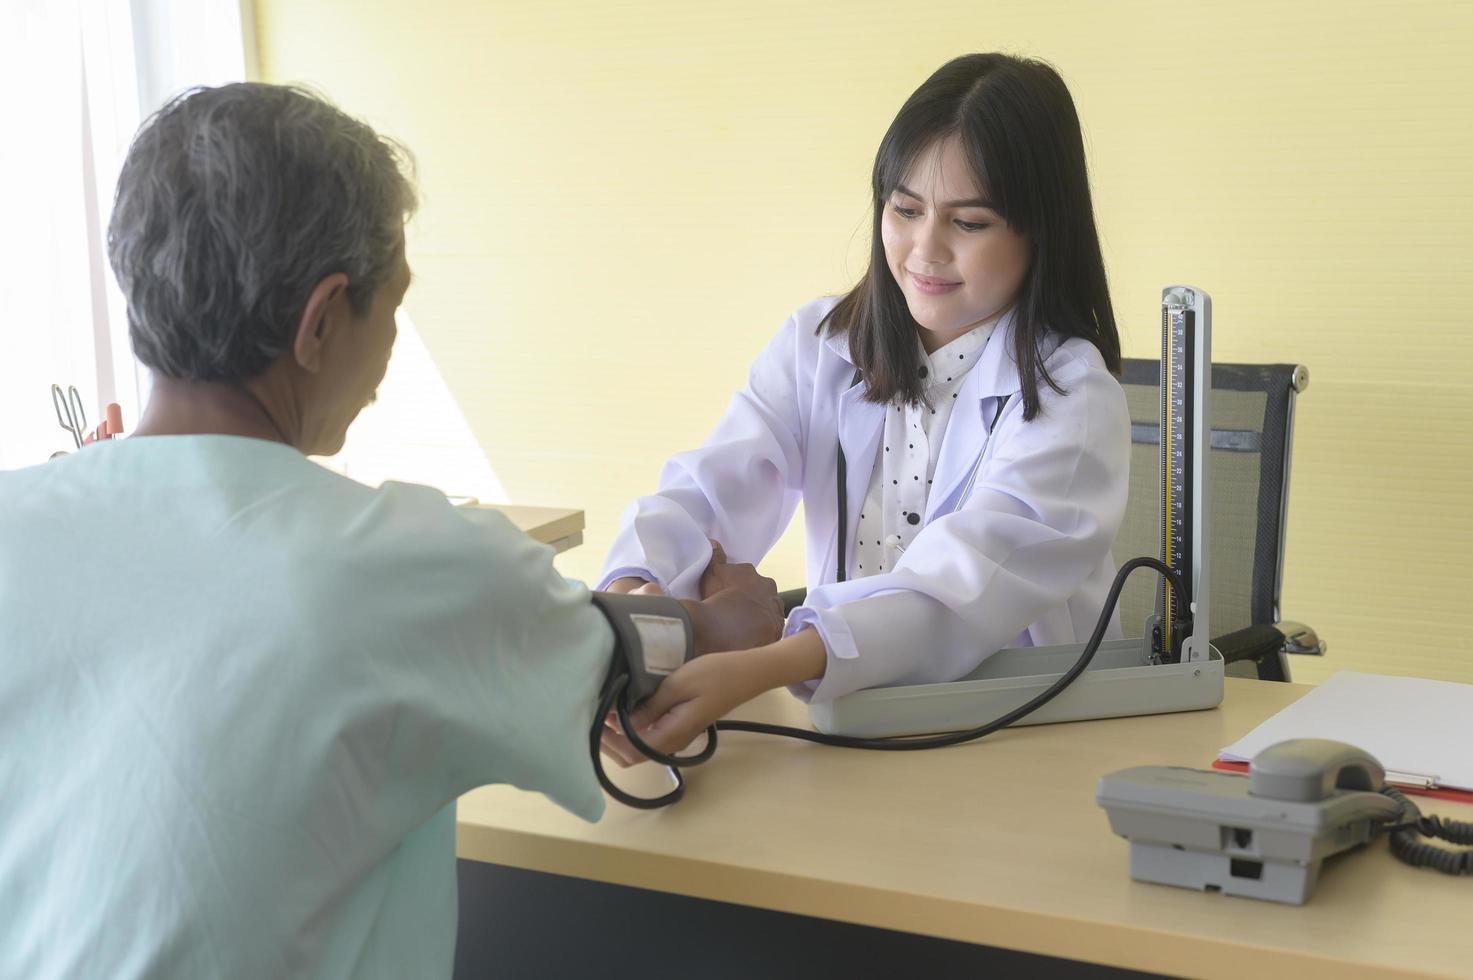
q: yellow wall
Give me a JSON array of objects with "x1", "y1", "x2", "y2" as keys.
[{"x1": 255, "y1": 0, "x2": 1472, "y2": 685}]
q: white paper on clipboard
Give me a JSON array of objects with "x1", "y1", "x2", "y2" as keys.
[{"x1": 1219, "y1": 671, "x2": 1473, "y2": 792}]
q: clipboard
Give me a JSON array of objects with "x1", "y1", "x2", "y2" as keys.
[
  {"x1": 1208, "y1": 760, "x2": 1473, "y2": 805},
  {"x1": 1215, "y1": 671, "x2": 1473, "y2": 805}
]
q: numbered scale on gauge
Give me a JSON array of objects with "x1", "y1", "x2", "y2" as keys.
[{"x1": 1154, "y1": 285, "x2": 1211, "y2": 664}]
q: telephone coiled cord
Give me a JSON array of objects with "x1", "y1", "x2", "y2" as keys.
[{"x1": 1380, "y1": 787, "x2": 1473, "y2": 876}]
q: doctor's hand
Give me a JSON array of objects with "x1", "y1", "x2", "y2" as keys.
[
  {"x1": 600, "y1": 630, "x2": 828, "y2": 766},
  {"x1": 597, "y1": 651, "x2": 754, "y2": 768}
]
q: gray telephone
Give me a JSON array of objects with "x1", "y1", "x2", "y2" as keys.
[{"x1": 1097, "y1": 739, "x2": 1434, "y2": 904}]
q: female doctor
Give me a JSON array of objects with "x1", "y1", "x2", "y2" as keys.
[{"x1": 600, "y1": 53, "x2": 1130, "y2": 765}]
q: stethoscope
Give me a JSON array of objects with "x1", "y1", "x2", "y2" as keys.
[{"x1": 833, "y1": 367, "x2": 1009, "y2": 583}]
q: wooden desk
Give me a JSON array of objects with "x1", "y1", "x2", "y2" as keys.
[
  {"x1": 456, "y1": 678, "x2": 1473, "y2": 979},
  {"x1": 471, "y1": 504, "x2": 583, "y2": 553}
]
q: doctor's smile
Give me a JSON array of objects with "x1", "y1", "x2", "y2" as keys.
[{"x1": 908, "y1": 271, "x2": 963, "y2": 294}]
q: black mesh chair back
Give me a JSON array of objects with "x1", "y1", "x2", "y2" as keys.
[{"x1": 1112, "y1": 359, "x2": 1312, "y2": 678}]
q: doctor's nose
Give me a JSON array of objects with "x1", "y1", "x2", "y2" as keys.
[{"x1": 913, "y1": 218, "x2": 952, "y2": 265}]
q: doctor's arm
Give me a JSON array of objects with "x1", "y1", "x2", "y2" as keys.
[{"x1": 600, "y1": 628, "x2": 827, "y2": 766}]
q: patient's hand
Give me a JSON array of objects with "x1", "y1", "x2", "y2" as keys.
[
  {"x1": 684, "y1": 541, "x2": 783, "y2": 654},
  {"x1": 698, "y1": 540, "x2": 773, "y2": 601}
]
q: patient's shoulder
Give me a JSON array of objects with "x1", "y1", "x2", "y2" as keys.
[{"x1": 299, "y1": 479, "x2": 559, "y2": 618}]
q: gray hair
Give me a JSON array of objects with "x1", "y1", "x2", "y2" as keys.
[{"x1": 107, "y1": 83, "x2": 418, "y2": 382}]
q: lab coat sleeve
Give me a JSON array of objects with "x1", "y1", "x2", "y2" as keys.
[
  {"x1": 596, "y1": 313, "x2": 810, "y2": 599},
  {"x1": 787, "y1": 348, "x2": 1129, "y2": 702}
]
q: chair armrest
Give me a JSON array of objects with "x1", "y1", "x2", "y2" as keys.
[
  {"x1": 1275, "y1": 620, "x2": 1326, "y2": 656},
  {"x1": 1212, "y1": 619, "x2": 1326, "y2": 683},
  {"x1": 1212, "y1": 624, "x2": 1289, "y2": 669},
  {"x1": 1212, "y1": 622, "x2": 1326, "y2": 661}
]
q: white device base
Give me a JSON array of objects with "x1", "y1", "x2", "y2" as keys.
[{"x1": 808, "y1": 640, "x2": 1225, "y2": 738}]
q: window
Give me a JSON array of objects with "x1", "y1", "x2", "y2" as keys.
[{"x1": 0, "y1": 0, "x2": 252, "y2": 469}]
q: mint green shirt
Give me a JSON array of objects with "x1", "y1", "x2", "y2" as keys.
[{"x1": 0, "y1": 436, "x2": 612, "y2": 978}]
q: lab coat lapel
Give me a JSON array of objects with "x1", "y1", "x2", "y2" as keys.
[
  {"x1": 924, "y1": 316, "x2": 1022, "y2": 521},
  {"x1": 925, "y1": 367, "x2": 989, "y2": 521}
]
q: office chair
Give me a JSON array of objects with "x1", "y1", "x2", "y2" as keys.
[
  {"x1": 777, "y1": 359, "x2": 1322, "y2": 683},
  {"x1": 1113, "y1": 358, "x2": 1321, "y2": 681}
]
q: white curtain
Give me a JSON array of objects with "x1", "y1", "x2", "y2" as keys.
[{"x1": 0, "y1": 0, "x2": 253, "y2": 470}]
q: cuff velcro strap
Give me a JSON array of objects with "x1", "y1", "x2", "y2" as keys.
[{"x1": 589, "y1": 591, "x2": 695, "y2": 705}]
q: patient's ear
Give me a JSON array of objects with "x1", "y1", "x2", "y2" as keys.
[{"x1": 293, "y1": 273, "x2": 351, "y2": 374}]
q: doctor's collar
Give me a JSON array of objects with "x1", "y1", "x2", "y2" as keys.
[{"x1": 915, "y1": 320, "x2": 995, "y2": 390}]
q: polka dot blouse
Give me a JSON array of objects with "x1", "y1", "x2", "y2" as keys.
[{"x1": 850, "y1": 321, "x2": 995, "y2": 577}]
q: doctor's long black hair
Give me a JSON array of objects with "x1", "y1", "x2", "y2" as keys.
[{"x1": 823, "y1": 53, "x2": 1120, "y2": 421}]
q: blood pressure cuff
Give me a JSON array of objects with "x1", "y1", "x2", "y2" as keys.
[{"x1": 589, "y1": 591, "x2": 695, "y2": 705}]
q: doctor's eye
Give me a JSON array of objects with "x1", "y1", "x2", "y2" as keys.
[
  {"x1": 955, "y1": 219, "x2": 991, "y2": 232},
  {"x1": 890, "y1": 204, "x2": 922, "y2": 220}
]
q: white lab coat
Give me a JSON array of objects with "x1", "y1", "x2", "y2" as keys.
[{"x1": 599, "y1": 296, "x2": 1130, "y2": 702}]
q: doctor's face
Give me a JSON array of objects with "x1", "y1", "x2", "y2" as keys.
[{"x1": 881, "y1": 135, "x2": 1031, "y2": 352}]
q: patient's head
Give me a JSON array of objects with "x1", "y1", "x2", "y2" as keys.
[{"x1": 107, "y1": 83, "x2": 417, "y2": 454}]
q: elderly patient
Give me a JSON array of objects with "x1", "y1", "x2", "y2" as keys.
[{"x1": 0, "y1": 84, "x2": 781, "y2": 979}]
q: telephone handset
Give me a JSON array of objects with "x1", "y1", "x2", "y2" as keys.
[
  {"x1": 1096, "y1": 738, "x2": 1471, "y2": 904},
  {"x1": 1248, "y1": 738, "x2": 1387, "y2": 801}
]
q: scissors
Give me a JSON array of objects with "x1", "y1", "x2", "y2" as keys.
[{"x1": 51, "y1": 384, "x2": 87, "y2": 450}]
